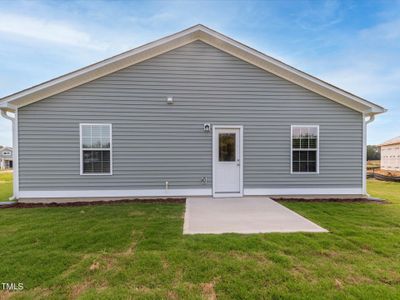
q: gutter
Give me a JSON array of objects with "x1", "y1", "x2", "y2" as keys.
[
  {"x1": 0, "y1": 108, "x2": 17, "y2": 200},
  {"x1": 365, "y1": 113, "x2": 375, "y2": 125}
]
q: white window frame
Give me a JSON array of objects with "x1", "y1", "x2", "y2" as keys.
[
  {"x1": 79, "y1": 123, "x2": 113, "y2": 176},
  {"x1": 290, "y1": 125, "x2": 319, "y2": 174}
]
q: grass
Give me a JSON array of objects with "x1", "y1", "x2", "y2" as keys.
[
  {"x1": 0, "y1": 171, "x2": 13, "y2": 201},
  {"x1": 0, "y1": 179, "x2": 399, "y2": 299},
  {"x1": 367, "y1": 160, "x2": 380, "y2": 168}
]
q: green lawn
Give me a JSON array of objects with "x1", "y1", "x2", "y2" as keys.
[
  {"x1": 0, "y1": 180, "x2": 399, "y2": 299},
  {"x1": 0, "y1": 171, "x2": 13, "y2": 201}
]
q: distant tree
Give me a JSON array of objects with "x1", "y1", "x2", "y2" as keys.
[{"x1": 367, "y1": 145, "x2": 380, "y2": 160}]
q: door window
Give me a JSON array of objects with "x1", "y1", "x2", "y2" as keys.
[{"x1": 219, "y1": 133, "x2": 236, "y2": 161}]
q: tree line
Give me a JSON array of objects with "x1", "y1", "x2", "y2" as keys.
[{"x1": 367, "y1": 145, "x2": 380, "y2": 161}]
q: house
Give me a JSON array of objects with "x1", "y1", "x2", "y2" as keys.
[
  {"x1": 0, "y1": 25, "x2": 386, "y2": 201},
  {"x1": 380, "y1": 137, "x2": 400, "y2": 171},
  {"x1": 0, "y1": 146, "x2": 13, "y2": 170}
]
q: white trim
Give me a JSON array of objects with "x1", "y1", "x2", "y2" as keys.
[
  {"x1": 79, "y1": 123, "x2": 113, "y2": 176},
  {"x1": 212, "y1": 193, "x2": 244, "y2": 198},
  {"x1": 212, "y1": 125, "x2": 244, "y2": 197},
  {"x1": 0, "y1": 25, "x2": 385, "y2": 115},
  {"x1": 17, "y1": 187, "x2": 364, "y2": 199},
  {"x1": 14, "y1": 109, "x2": 19, "y2": 199},
  {"x1": 19, "y1": 188, "x2": 212, "y2": 199},
  {"x1": 362, "y1": 114, "x2": 367, "y2": 195},
  {"x1": 290, "y1": 125, "x2": 319, "y2": 174},
  {"x1": 362, "y1": 114, "x2": 376, "y2": 195},
  {"x1": 244, "y1": 188, "x2": 363, "y2": 196}
]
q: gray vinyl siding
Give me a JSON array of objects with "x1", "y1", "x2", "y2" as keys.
[{"x1": 18, "y1": 41, "x2": 363, "y2": 191}]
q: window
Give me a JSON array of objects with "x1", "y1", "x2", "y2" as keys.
[
  {"x1": 291, "y1": 125, "x2": 319, "y2": 173},
  {"x1": 219, "y1": 133, "x2": 236, "y2": 161},
  {"x1": 2, "y1": 151, "x2": 11, "y2": 156},
  {"x1": 80, "y1": 124, "x2": 112, "y2": 175}
]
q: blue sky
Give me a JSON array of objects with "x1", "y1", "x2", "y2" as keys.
[{"x1": 0, "y1": 0, "x2": 399, "y2": 146}]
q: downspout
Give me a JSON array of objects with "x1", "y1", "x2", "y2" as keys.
[
  {"x1": 1, "y1": 108, "x2": 17, "y2": 200},
  {"x1": 363, "y1": 113, "x2": 376, "y2": 196}
]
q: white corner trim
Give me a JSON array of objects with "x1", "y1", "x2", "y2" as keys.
[
  {"x1": 244, "y1": 188, "x2": 363, "y2": 196},
  {"x1": 18, "y1": 188, "x2": 212, "y2": 199},
  {"x1": 362, "y1": 114, "x2": 367, "y2": 195},
  {"x1": 14, "y1": 108, "x2": 19, "y2": 199}
]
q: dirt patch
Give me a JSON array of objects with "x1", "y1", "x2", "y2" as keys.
[
  {"x1": 290, "y1": 265, "x2": 314, "y2": 282},
  {"x1": 123, "y1": 230, "x2": 139, "y2": 256},
  {"x1": 0, "y1": 291, "x2": 13, "y2": 300},
  {"x1": 134, "y1": 286, "x2": 152, "y2": 293},
  {"x1": 318, "y1": 250, "x2": 340, "y2": 258},
  {"x1": 89, "y1": 261, "x2": 100, "y2": 271},
  {"x1": 374, "y1": 169, "x2": 400, "y2": 177},
  {"x1": 273, "y1": 197, "x2": 386, "y2": 203},
  {"x1": 103, "y1": 255, "x2": 117, "y2": 270},
  {"x1": 70, "y1": 280, "x2": 91, "y2": 299},
  {"x1": 0, "y1": 198, "x2": 186, "y2": 209},
  {"x1": 167, "y1": 290, "x2": 179, "y2": 300},
  {"x1": 85, "y1": 254, "x2": 119, "y2": 273},
  {"x1": 201, "y1": 282, "x2": 217, "y2": 300},
  {"x1": 334, "y1": 278, "x2": 344, "y2": 289},
  {"x1": 96, "y1": 281, "x2": 109, "y2": 292}
]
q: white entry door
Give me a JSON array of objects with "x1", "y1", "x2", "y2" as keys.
[{"x1": 213, "y1": 127, "x2": 242, "y2": 196}]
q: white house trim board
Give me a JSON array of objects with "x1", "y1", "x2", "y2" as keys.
[
  {"x1": 0, "y1": 25, "x2": 385, "y2": 115},
  {"x1": 18, "y1": 189, "x2": 213, "y2": 199},
  {"x1": 244, "y1": 188, "x2": 363, "y2": 196},
  {"x1": 18, "y1": 187, "x2": 363, "y2": 199},
  {"x1": 362, "y1": 114, "x2": 367, "y2": 195},
  {"x1": 14, "y1": 109, "x2": 19, "y2": 199},
  {"x1": 212, "y1": 125, "x2": 244, "y2": 197}
]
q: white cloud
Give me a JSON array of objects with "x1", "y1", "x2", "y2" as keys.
[
  {"x1": 304, "y1": 14, "x2": 400, "y2": 100},
  {"x1": 0, "y1": 13, "x2": 107, "y2": 50},
  {"x1": 319, "y1": 65, "x2": 400, "y2": 99},
  {"x1": 360, "y1": 18, "x2": 400, "y2": 41}
]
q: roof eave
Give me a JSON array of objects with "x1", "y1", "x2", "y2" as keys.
[{"x1": 0, "y1": 103, "x2": 16, "y2": 112}]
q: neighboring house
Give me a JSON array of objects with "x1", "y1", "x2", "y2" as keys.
[
  {"x1": 0, "y1": 146, "x2": 13, "y2": 170},
  {"x1": 0, "y1": 25, "x2": 386, "y2": 200},
  {"x1": 380, "y1": 137, "x2": 400, "y2": 171}
]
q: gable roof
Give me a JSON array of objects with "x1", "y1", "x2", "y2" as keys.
[
  {"x1": 0, "y1": 24, "x2": 386, "y2": 115},
  {"x1": 380, "y1": 136, "x2": 400, "y2": 147},
  {"x1": 0, "y1": 146, "x2": 12, "y2": 155}
]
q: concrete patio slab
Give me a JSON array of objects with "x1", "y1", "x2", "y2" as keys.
[{"x1": 184, "y1": 196, "x2": 328, "y2": 234}]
